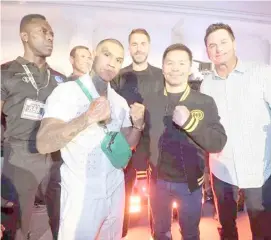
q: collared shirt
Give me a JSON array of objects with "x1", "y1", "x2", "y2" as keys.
[
  {"x1": 1, "y1": 56, "x2": 66, "y2": 142},
  {"x1": 43, "y1": 74, "x2": 132, "y2": 198},
  {"x1": 201, "y1": 60, "x2": 271, "y2": 188}
]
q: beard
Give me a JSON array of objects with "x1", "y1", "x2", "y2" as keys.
[{"x1": 131, "y1": 53, "x2": 148, "y2": 64}]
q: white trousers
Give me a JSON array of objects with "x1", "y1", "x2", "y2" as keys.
[{"x1": 58, "y1": 181, "x2": 125, "y2": 240}]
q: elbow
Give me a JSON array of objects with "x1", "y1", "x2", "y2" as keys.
[
  {"x1": 36, "y1": 141, "x2": 47, "y2": 155},
  {"x1": 36, "y1": 135, "x2": 49, "y2": 155},
  {"x1": 128, "y1": 139, "x2": 139, "y2": 151},
  {"x1": 130, "y1": 142, "x2": 137, "y2": 151},
  {"x1": 130, "y1": 145, "x2": 136, "y2": 151}
]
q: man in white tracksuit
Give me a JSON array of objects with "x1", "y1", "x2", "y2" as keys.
[{"x1": 36, "y1": 38, "x2": 145, "y2": 239}]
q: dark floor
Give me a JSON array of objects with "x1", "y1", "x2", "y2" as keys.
[{"x1": 35, "y1": 202, "x2": 251, "y2": 240}]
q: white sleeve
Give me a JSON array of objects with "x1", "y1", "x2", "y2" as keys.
[
  {"x1": 263, "y1": 65, "x2": 271, "y2": 108},
  {"x1": 43, "y1": 83, "x2": 77, "y2": 122},
  {"x1": 200, "y1": 75, "x2": 210, "y2": 94}
]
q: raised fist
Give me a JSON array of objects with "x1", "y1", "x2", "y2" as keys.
[
  {"x1": 87, "y1": 96, "x2": 111, "y2": 124},
  {"x1": 130, "y1": 102, "x2": 145, "y2": 129},
  {"x1": 172, "y1": 105, "x2": 190, "y2": 127}
]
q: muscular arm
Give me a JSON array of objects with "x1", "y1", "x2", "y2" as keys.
[
  {"x1": 121, "y1": 127, "x2": 142, "y2": 150},
  {"x1": 37, "y1": 112, "x2": 97, "y2": 154}
]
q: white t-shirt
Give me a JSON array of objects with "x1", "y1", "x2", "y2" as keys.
[{"x1": 43, "y1": 74, "x2": 132, "y2": 198}]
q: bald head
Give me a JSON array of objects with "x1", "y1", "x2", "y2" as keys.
[
  {"x1": 92, "y1": 38, "x2": 124, "y2": 82},
  {"x1": 96, "y1": 38, "x2": 124, "y2": 52}
]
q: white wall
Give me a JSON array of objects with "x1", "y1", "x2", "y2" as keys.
[
  {"x1": 172, "y1": 16, "x2": 271, "y2": 64},
  {"x1": 1, "y1": 1, "x2": 271, "y2": 77}
]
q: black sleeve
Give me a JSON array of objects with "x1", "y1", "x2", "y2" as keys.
[
  {"x1": 62, "y1": 74, "x2": 68, "y2": 82},
  {"x1": 182, "y1": 97, "x2": 227, "y2": 153},
  {"x1": 1, "y1": 69, "x2": 9, "y2": 101}
]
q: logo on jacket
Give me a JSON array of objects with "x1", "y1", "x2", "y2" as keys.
[
  {"x1": 54, "y1": 76, "x2": 64, "y2": 84},
  {"x1": 191, "y1": 110, "x2": 204, "y2": 120},
  {"x1": 15, "y1": 72, "x2": 29, "y2": 83},
  {"x1": 22, "y1": 76, "x2": 30, "y2": 83}
]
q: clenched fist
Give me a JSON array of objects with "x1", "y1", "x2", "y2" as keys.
[
  {"x1": 130, "y1": 103, "x2": 145, "y2": 129},
  {"x1": 87, "y1": 96, "x2": 111, "y2": 124},
  {"x1": 173, "y1": 105, "x2": 190, "y2": 127}
]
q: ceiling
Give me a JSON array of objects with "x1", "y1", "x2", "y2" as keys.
[
  {"x1": 3, "y1": 1, "x2": 271, "y2": 16},
  {"x1": 2, "y1": 1, "x2": 271, "y2": 25}
]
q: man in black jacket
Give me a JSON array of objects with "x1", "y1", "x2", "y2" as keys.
[
  {"x1": 111, "y1": 28, "x2": 164, "y2": 238},
  {"x1": 144, "y1": 43, "x2": 227, "y2": 240}
]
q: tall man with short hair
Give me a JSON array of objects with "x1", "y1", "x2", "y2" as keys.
[
  {"x1": 111, "y1": 28, "x2": 164, "y2": 238},
  {"x1": 36, "y1": 38, "x2": 145, "y2": 239},
  {"x1": 201, "y1": 22, "x2": 271, "y2": 239},
  {"x1": 1, "y1": 14, "x2": 66, "y2": 239}
]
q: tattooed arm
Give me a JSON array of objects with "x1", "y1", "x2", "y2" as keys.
[
  {"x1": 37, "y1": 96, "x2": 111, "y2": 154},
  {"x1": 37, "y1": 113, "x2": 90, "y2": 154}
]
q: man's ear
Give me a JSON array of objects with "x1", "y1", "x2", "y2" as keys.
[
  {"x1": 20, "y1": 32, "x2": 28, "y2": 43},
  {"x1": 69, "y1": 56, "x2": 74, "y2": 66},
  {"x1": 233, "y1": 40, "x2": 236, "y2": 52}
]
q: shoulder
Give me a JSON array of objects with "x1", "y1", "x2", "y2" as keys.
[
  {"x1": 112, "y1": 65, "x2": 132, "y2": 83},
  {"x1": 49, "y1": 67, "x2": 67, "y2": 83},
  {"x1": 119, "y1": 65, "x2": 133, "y2": 75},
  {"x1": 188, "y1": 80, "x2": 202, "y2": 91},
  {"x1": 1, "y1": 60, "x2": 24, "y2": 87},
  {"x1": 244, "y1": 61, "x2": 271, "y2": 76},
  {"x1": 1, "y1": 60, "x2": 17, "y2": 71},
  {"x1": 48, "y1": 81, "x2": 78, "y2": 100},
  {"x1": 242, "y1": 61, "x2": 266, "y2": 69},
  {"x1": 202, "y1": 72, "x2": 213, "y2": 82},
  {"x1": 200, "y1": 73, "x2": 214, "y2": 91},
  {"x1": 148, "y1": 64, "x2": 163, "y2": 75},
  {"x1": 190, "y1": 89, "x2": 215, "y2": 105},
  {"x1": 149, "y1": 64, "x2": 162, "y2": 72},
  {"x1": 189, "y1": 90, "x2": 218, "y2": 119},
  {"x1": 1, "y1": 60, "x2": 21, "y2": 76}
]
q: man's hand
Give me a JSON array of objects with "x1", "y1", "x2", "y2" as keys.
[
  {"x1": 1, "y1": 224, "x2": 5, "y2": 239},
  {"x1": 173, "y1": 105, "x2": 190, "y2": 127},
  {"x1": 87, "y1": 96, "x2": 111, "y2": 124},
  {"x1": 130, "y1": 103, "x2": 145, "y2": 129}
]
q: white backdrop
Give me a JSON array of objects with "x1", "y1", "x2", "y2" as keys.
[{"x1": 1, "y1": 2, "x2": 271, "y2": 76}]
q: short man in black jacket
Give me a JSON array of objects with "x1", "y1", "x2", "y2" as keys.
[{"x1": 144, "y1": 43, "x2": 227, "y2": 240}]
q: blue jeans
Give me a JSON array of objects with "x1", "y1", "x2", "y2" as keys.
[{"x1": 150, "y1": 179, "x2": 202, "y2": 240}]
